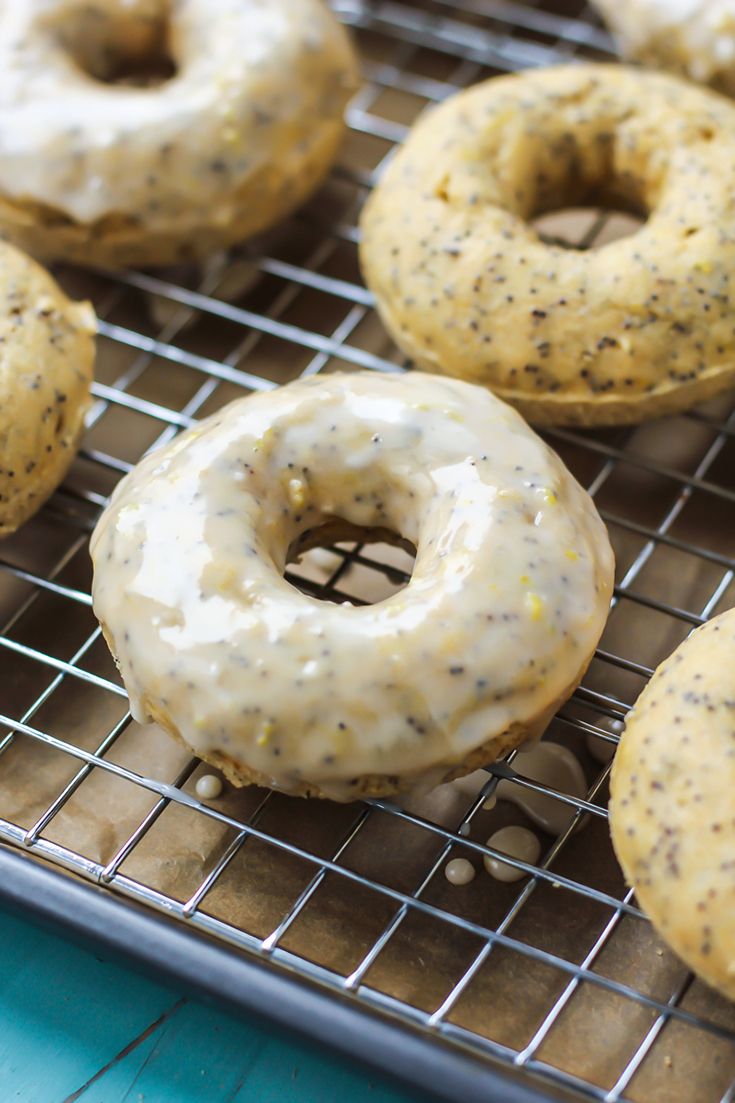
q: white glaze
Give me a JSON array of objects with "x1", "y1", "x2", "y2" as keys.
[
  {"x1": 306, "y1": 547, "x2": 341, "y2": 574},
  {"x1": 0, "y1": 0, "x2": 356, "y2": 226},
  {"x1": 90, "y1": 371, "x2": 614, "y2": 800},
  {"x1": 195, "y1": 773, "x2": 223, "y2": 800},
  {"x1": 484, "y1": 826, "x2": 541, "y2": 883},
  {"x1": 496, "y1": 742, "x2": 587, "y2": 836},
  {"x1": 586, "y1": 718, "x2": 621, "y2": 765},
  {"x1": 445, "y1": 858, "x2": 475, "y2": 886},
  {"x1": 593, "y1": 0, "x2": 735, "y2": 85}
]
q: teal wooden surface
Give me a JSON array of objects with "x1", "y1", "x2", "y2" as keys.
[{"x1": 0, "y1": 907, "x2": 420, "y2": 1103}]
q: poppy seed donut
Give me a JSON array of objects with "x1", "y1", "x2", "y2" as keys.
[
  {"x1": 359, "y1": 64, "x2": 735, "y2": 426},
  {"x1": 90, "y1": 371, "x2": 614, "y2": 801},
  {"x1": 0, "y1": 243, "x2": 95, "y2": 536},
  {"x1": 0, "y1": 0, "x2": 359, "y2": 268},
  {"x1": 592, "y1": 0, "x2": 735, "y2": 97},
  {"x1": 610, "y1": 608, "x2": 735, "y2": 1000}
]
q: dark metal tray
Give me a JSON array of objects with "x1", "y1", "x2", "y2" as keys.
[{"x1": 0, "y1": 3, "x2": 734, "y2": 1101}]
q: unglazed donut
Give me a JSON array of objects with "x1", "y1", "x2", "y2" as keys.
[
  {"x1": 0, "y1": 0, "x2": 358, "y2": 267},
  {"x1": 360, "y1": 65, "x2": 735, "y2": 426},
  {"x1": 593, "y1": 0, "x2": 735, "y2": 96},
  {"x1": 90, "y1": 371, "x2": 614, "y2": 801},
  {"x1": 610, "y1": 608, "x2": 735, "y2": 1000},
  {"x1": 0, "y1": 243, "x2": 95, "y2": 536}
]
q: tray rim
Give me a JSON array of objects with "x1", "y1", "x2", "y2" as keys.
[{"x1": 0, "y1": 841, "x2": 592, "y2": 1103}]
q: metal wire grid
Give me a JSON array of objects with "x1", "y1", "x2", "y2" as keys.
[{"x1": 0, "y1": 1, "x2": 733, "y2": 1100}]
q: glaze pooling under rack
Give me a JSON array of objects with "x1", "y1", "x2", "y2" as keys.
[{"x1": 0, "y1": 3, "x2": 734, "y2": 1102}]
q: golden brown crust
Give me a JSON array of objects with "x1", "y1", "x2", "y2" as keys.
[
  {"x1": 194, "y1": 726, "x2": 527, "y2": 799},
  {"x1": 360, "y1": 64, "x2": 735, "y2": 426},
  {"x1": 0, "y1": 242, "x2": 95, "y2": 535},
  {"x1": 0, "y1": 122, "x2": 351, "y2": 269},
  {"x1": 138, "y1": 657, "x2": 592, "y2": 801},
  {"x1": 610, "y1": 608, "x2": 735, "y2": 1000},
  {"x1": 400, "y1": 350, "x2": 735, "y2": 428},
  {"x1": 91, "y1": 372, "x2": 612, "y2": 802}
]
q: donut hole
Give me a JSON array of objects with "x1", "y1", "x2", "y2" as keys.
[
  {"x1": 285, "y1": 520, "x2": 416, "y2": 606},
  {"x1": 60, "y1": 8, "x2": 177, "y2": 88},
  {"x1": 525, "y1": 136, "x2": 650, "y2": 249},
  {"x1": 532, "y1": 205, "x2": 645, "y2": 250}
]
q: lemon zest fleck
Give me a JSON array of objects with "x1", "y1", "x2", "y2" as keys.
[
  {"x1": 253, "y1": 427, "x2": 274, "y2": 452},
  {"x1": 256, "y1": 722, "x2": 274, "y2": 747},
  {"x1": 525, "y1": 591, "x2": 544, "y2": 621},
  {"x1": 288, "y1": 478, "x2": 306, "y2": 510},
  {"x1": 217, "y1": 566, "x2": 237, "y2": 591}
]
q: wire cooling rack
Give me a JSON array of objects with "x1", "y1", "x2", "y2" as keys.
[{"x1": 1, "y1": 2, "x2": 734, "y2": 1101}]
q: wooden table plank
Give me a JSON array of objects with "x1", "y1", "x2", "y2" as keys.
[
  {"x1": 0, "y1": 907, "x2": 419, "y2": 1103},
  {"x1": 78, "y1": 998, "x2": 403, "y2": 1103},
  {"x1": 0, "y1": 912, "x2": 175, "y2": 1101}
]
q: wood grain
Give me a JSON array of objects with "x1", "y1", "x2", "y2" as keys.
[{"x1": 0, "y1": 908, "x2": 416, "y2": 1103}]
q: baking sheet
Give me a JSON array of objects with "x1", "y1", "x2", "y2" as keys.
[
  {"x1": 2, "y1": 356, "x2": 734, "y2": 1102},
  {"x1": 0, "y1": 1, "x2": 734, "y2": 1100}
]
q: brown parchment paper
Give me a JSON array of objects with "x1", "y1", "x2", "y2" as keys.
[{"x1": 1, "y1": 380, "x2": 734, "y2": 1102}]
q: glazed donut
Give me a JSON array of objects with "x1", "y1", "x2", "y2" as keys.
[
  {"x1": 610, "y1": 608, "x2": 735, "y2": 1000},
  {"x1": 90, "y1": 371, "x2": 614, "y2": 801},
  {"x1": 359, "y1": 65, "x2": 735, "y2": 426},
  {"x1": 593, "y1": 0, "x2": 735, "y2": 96},
  {"x1": 0, "y1": 0, "x2": 358, "y2": 268},
  {"x1": 0, "y1": 243, "x2": 95, "y2": 536}
]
